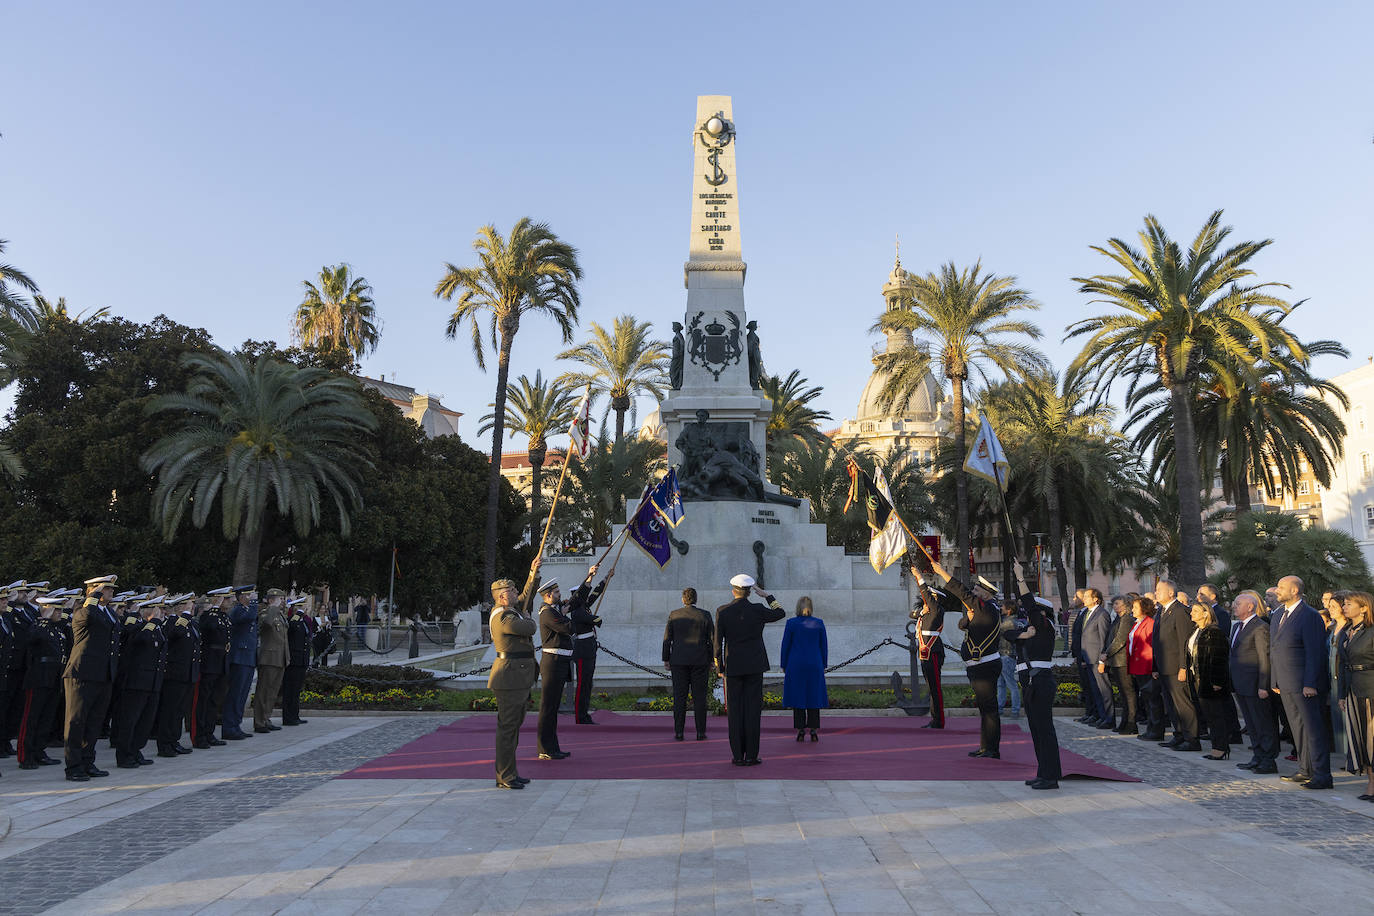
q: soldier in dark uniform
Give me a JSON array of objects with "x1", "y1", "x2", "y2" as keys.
[
  {"x1": 15, "y1": 596, "x2": 69, "y2": 768},
  {"x1": 1004, "y1": 562, "x2": 1062, "y2": 789},
  {"x1": 570, "y1": 564, "x2": 611, "y2": 725},
  {"x1": 47, "y1": 590, "x2": 77, "y2": 750},
  {"x1": 104, "y1": 591, "x2": 145, "y2": 750},
  {"x1": 115, "y1": 597, "x2": 168, "y2": 768},
  {"x1": 911, "y1": 569, "x2": 948, "y2": 729},
  {"x1": 157, "y1": 593, "x2": 200, "y2": 757},
  {"x1": 193, "y1": 592, "x2": 231, "y2": 748},
  {"x1": 64, "y1": 575, "x2": 122, "y2": 781},
  {"x1": 536, "y1": 578, "x2": 575, "y2": 760},
  {"x1": 281, "y1": 597, "x2": 312, "y2": 726},
  {"x1": 487, "y1": 559, "x2": 541, "y2": 789},
  {"x1": 714, "y1": 573, "x2": 786, "y2": 766},
  {"x1": 0, "y1": 587, "x2": 26, "y2": 759},
  {"x1": 222, "y1": 585, "x2": 258, "y2": 741},
  {"x1": 663, "y1": 587, "x2": 714, "y2": 741},
  {"x1": 932, "y1": 561, "x2": 1003, "y2": 759}
]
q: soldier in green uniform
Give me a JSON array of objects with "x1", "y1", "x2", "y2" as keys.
[{"x1": 488, "y1": 558, "x2": 541, "y2": 789}]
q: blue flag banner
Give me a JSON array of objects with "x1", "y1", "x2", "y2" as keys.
[
  {"x1": 627, "y1": 489, "x2": 673, "y2": 569},
  {"x1": 648, "y1": 468, "x2": 687, "y2": 529}
]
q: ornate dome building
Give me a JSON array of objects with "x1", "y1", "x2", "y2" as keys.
[{"x1": 833, "y1": 248, "x2": 948, "y2": 463}]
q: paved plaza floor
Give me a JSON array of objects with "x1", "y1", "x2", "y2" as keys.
[{"x1": 2, "y1": 713, "x2": 1372, "y2": 915}]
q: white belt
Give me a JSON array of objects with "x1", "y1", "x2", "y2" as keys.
[
  {"x1": 1029, "y1": 660, "x2": 1054, "y2": 669},
  {"x1": 575, "y1": 632, "x2": 596, "y2": 639},
  {"x1": 969, "y1": 652, "x2": 1001, "y2": 664},
  {"x1": 538, "y1": 647, "x2": 573, "y2": 656},
  {"x1": 920, "y1": 630, "x2": 940, "y2": 637},
  {"x1": 1016, "y1": 663, "x2": 1028, "y2": 672}
]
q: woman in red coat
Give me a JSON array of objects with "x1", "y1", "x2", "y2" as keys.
[{"x1": 1127, "y1": 595, "x2": 1166, "y2": 741}]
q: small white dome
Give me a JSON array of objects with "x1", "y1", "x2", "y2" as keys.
[
  {"x1": 856, "y1": 366, "x2": 942, "y2": 421},
  {"x1": 639, "y1": 407, "x2": 666, "y2": 441}
]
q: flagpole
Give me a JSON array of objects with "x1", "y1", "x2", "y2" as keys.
[
  {"x1": 534, "y1": 386, "x2": 592, "y2": 560},
  {"x1": 590, "y1": 532, "x2": 630, "y2": 617},
  {"x1": 594, "y1": 524, "x2": 632, "y2": 567}
]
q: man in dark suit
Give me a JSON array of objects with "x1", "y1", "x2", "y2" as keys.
[
  {"x1": 1068, "y1": 593, "x2": 1093, "y2": 724},
  {"x1": 221, "y1": 586, "x2": 258, "y2": 740},
  {"x1": 1078, "y1": 589, "x2": 1113, "y2": 728},
  {"x1": 714, "y1": 573, "x2": 785, "y2": 766},
  {"x1": 1152, "y1": 580, "x2": 1200, "y2": 750},
  {"x1": 663, "y1": 587, "x2": 715, "y2": 741},
  {"x1": 64, "y1": 576, "x2": 122, "y2": 781},
  {"x1": 1228, "y1": 591, "x2": 1277, "y2": 772},
  {"x1": 1270, "y1": 575, "x2": 1332, "y2": 788}
]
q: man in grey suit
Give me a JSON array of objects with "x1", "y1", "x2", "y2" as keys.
[
  {"x1": 1270, "y1": 575, "x2": 1332, "y2": 789},
  {"x1": 1229, "y1": 591, "x2": 1278, "y2": 773},
  {"x1": 1152, "y1": 580, "x2": 1201, "y2": 750},
  {"x1": 1078, "y1": 589, "x2": 1114, "y2": 728}
]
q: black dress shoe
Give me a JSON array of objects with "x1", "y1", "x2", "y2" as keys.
[
  {"x1": 37, "y1": 756, "x2": 60, "y2": 766},
  {"x1": 269, "y1": 723, "x2": 281, "y2": 730},
  {"x1": 920, "y1": 722, "x2": 944, "y2": 729},
  {"x1": 537, "y1": 751, "x2": 572, "y2": 760},
  {"x1": 1030, "y1": 779, "x2": 1059, "y2": 790},
  {"x1": 675, "y1": 733, "x2": 684, "y2": 741},
  {"x1": 745, "y1": 758, "x2": 761, "y2": 766},
  {"x1": 576, "y1": 717, "x2": 597, "y2": 725},
  {"x1": 86, "y1": 765, "x2": 110, "y2": 777},
  {"x1": 254, "y1": 726, "x2": 272, "y2": 734},
  {"x1": 696, "y1": 733, "x2": 707, "y2": 741},
  {"x1": 192, "y1": 740, "x2": 211, "y2": 750},
  {"x1": 65, "y1": 770, "x2": 90, "y2": 782},
  {"x1": 1024, "y1": 778, "x2": 1038, "y2": 786},
  {"x1": 1137, "y1": 732, "x2": 1165, "y2": 741},
  {"x1": 175, "y1": 744, "x2": 192, "y2": 754},
  {"x1": 1281, "y1": 772, "x2": 1310, "y2": 783},
  {"x1": 968, "y1": 749, "x2": 1000, "y2": 759},
  {"x1": 1301, "y1": 780, "x2": 1333, "y2": 790},
  {"x1": 138, "y1": 756, "x2": 155, "y2": 766},
  {"x1": 1236, "y1": 760, "x2": 1259, "y2": 770},
  {"x1": 732, "y1": 758, "x2": 745, "y2": 766},
  {"x1": 19, "y1": 761, "x2": 39, "y2": 770},
  {"x1": 157, "y1": 749, "x2": 178, "y2": 758},
  {"x1": 283, "y1": 720, "x2": 307, "y2": 726},
  {"x1": 1251, "y1": 762, "x2": 1278, "y2": 773},
  {"x1": 495, "y1": 780, "x2": 524, "y2": 789},
  {"x1": 222, "y1": 732, "x2": 248, "y2": 740},
  {"x1": 514, "y1": 776, "x2": 531, "y2": 785},
  {"x1": 208, "y1": 737, "x2": 226, "y2": 746},
  {"x1": 117, "y1": 760, "x2": 141, "y2": 769},
  {"x1": 1095, "y1": 721, "x2": 1115, "y2": 729},
  {"x1": 1173, "y1": 741, "x2": 1202, "y2": 752}
]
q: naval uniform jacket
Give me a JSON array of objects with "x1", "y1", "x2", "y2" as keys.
[
  {"x1": 198, "y1": 610, "x2": 231, "y2": 676},
  {"x1": 163, "y1": 614, "x2": 202, "y2": 683},
  {"x1": 64, "y1": 600, "x2": 120, "y2": 683},
  {"x1": 714, "y1": 595, "x2": 785, "y2": 676},
  {"x1": 947, "y1": 578, "x2": 1001, "y2": 670},
  {"x1": 569, "y1": 578, "x2": 606, "y2": 661},
  {"x1": 0, "y1": 610, "x2": 24, "y2": 693},
  {"x1": 23, "y1": 618, "x2": 68, "y2": 689},
  {"x1": 538, "y1": 601, "x2": 575, "y2": 666},
  {"x1": 120, "y1": 620, "x2": 167, "y2": 693},
  {"x1": 286, "y1": 613, "x2": 312, "y2": 667},
  {"x1": 914, "y1": 583, "x2": 946, "y2": 662}
]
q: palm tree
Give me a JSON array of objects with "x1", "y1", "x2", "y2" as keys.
[
  {"x1": 142, "y1": 351, "x2": 378, "y2": 585},
  {"x1": 1068, "y1": 210, "x2": 1304, "y2": 589},
  {"x1": 761, "y1": 370, "x2": 832, "y2": 470},
  {"x1": 557, "y1": 314, "x2": 668, "y2": 441},
  {"x1": 292, "y1": 263, "x2": 380, "y2": 362},
  {"x1": 1129, "y1": 337, "x2": 1348, "y2": 513},
  {"x1": 995, "y1": 367, "x2": 1123, "y2": 612},
  {"x1": 477, "y1": 370, "x2": 577, "y2": 539},
  {"x1": 872, "y1": 261, "x2": 1045, "y2": 581},
  {"x1": 30, "y1": 294, "x2": 111, "y2": 325},
  {"x1": 436, "y1": 218, "x2": 582, "y2": 587},
  {"x1": 0, "y1": 239, "x2": 38, "y2": 314}
]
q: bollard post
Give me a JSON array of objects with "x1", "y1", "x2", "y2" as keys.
[
  {"x1": 409, "y1": 623, "x2": 420, "y2": 659},
  {"x1": 339, "y1": 629, "x2": 353, "y2": 667}
]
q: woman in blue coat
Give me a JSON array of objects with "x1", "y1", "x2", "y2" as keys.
[{"x1": 781, "y1": 597, "x2": 828, "y2": 741}]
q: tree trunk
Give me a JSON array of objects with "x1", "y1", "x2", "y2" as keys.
[
  {"x1": 612, "y1": 394, "x2": 630, "y2": 441},
  {"x1": 482, "y1": 336, "x2": 515, "y2": 591},
  {"x1": 1046, "y1": 481, "x2": 1072, "y2": 614},
  {"x1": 1072, "y1": 527, "x2": 1088, "y2": 590},
  {"x1": 1168, "y1": 380, "x2": 1207, "y2": 592},
  {"x1": 1234, "y1": 461, "x2": 1252, "y2": 514},
  {"x1": 233, "y1": 517, "x2": 265, "y2": 588},
  {"x1": 951, "y1": 376, "x2": 970, "y2": 585},
  {"x1": 529, "y1": 442, "x2": 545, "y2": 544}
]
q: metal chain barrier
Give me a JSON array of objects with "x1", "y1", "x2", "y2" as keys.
[
  {"x1": 595, "y1": 637, "x2": 906, "y2": 688},
  {"x1": 596, "y1": 644, "x2": 672, "y2": 679}
]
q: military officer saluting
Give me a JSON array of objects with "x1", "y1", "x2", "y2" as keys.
[
  {"x1": 64, "y1": 575, "x2": 122, "y2": 781},
  {"x1": 194, "y1": 590, "x2": 231, "y2": 747},
  {"x1": 535, "y1": 577, "x2": 576, "y2": 761},
  {"x1": 157, "y1": 593, "x2": 200, "y2": 757},
  {"x1": 0, "y1": 586, "x2": 26, "y2": 760},
  {"x1": 487, "y1": 558, "x2": 541, "y2": 789},
  {"x1": 281, "y1": 597, "x2": 311, "y2": 726},
  {"x1": 15, "y1": 595, "x2": 68, "y2": 769},
  {"x1": 114, "y1": 597, "x2": 168, "y2": 768}
]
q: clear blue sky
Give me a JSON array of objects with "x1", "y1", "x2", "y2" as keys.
[{"x1": 4, "y1": 2, "x2": 1371, "y2": 451}]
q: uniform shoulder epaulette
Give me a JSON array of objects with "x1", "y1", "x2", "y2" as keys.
[
  {"x1": 125, "y1": 617, "x2": 140, "y2": 626},
  {"x1": 143, "y1": 621, "x2": 157, "y2": 632},
  {"x1": 83, "y1": 596, "x2": 99, "y2": 607},
  {"x1": 175, "y1": 616, "x2": 189, "y2": 627}
]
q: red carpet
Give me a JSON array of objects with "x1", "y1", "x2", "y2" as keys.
[{"x1": 339, "y1": 713, "x2": 1136, "y2": 782}]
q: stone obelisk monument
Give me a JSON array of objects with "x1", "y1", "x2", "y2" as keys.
[{"x1": 533, "y1": 95, "x2": 912, "y2": 682}]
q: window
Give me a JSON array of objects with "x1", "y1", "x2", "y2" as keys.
[
  {"x1": 1363, "y1": 453, "x2": 1372, "y2": 483},
  {"x1": 1297, "y1": 480, "x2": 1311, "y2": 496},
  {"x1": 1366, "y1": 505, "x2": 1374, "y2": 535},
  {"x1": 1357, "y1": 406, "x2": 1367, "y2": 435}
]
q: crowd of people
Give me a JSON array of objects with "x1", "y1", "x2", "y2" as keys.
[
  {"x1": 1066, "y1": 576, "x2": 1374, "y2": 800},
  {"x1": 0, "y1": 577, "x2": 335, "y2": 783}
]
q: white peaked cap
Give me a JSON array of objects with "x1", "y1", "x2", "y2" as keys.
[{"x1": 729, "y1": 574, "x2": 755, "y2": 589}]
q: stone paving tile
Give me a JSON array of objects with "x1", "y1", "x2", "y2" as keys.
[
  {"x1": 0, "y1": 716, "x2": 449, "y2": 916},
  {"x1": 1055, "y1": 718, "x2": 1374, "y2": 874}
]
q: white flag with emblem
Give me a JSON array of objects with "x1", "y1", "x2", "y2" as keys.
[
  {"x1": 568, "y1": 389, "x2": 593, "y2": 461},
  {"x1": 868, "y1": 466, "x2": 908, "y2": 574},
  {"x1": 963, "y1": 413, "x2": 1010, "y2": 488}
]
